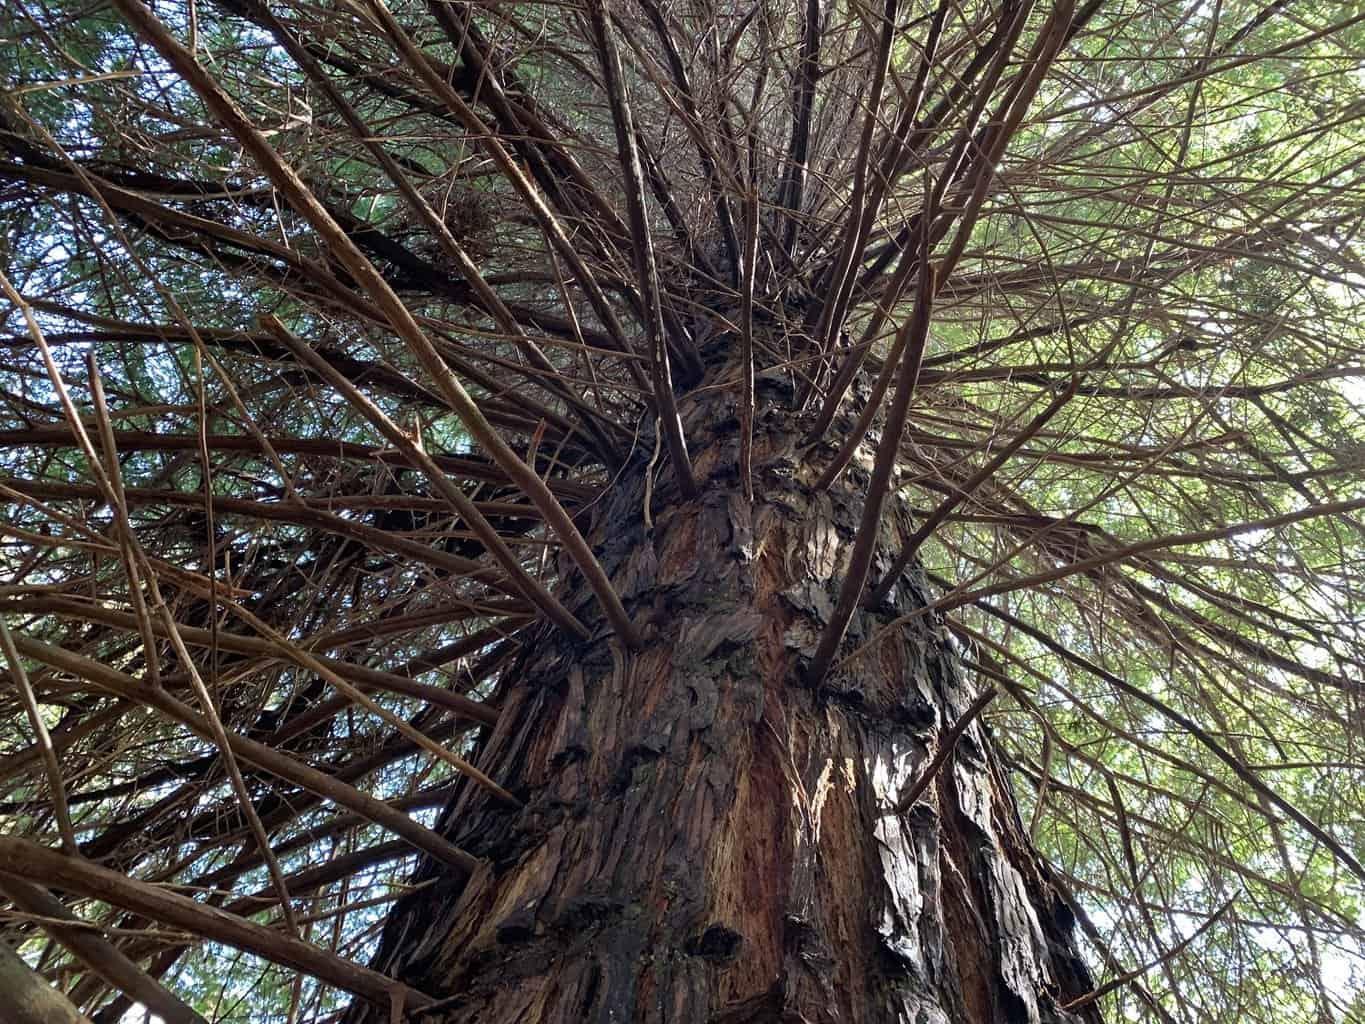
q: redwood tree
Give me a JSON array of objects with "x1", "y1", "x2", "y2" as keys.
[{"x1": 0, "y1": 1, "x2": 1362, "y2": 1023}]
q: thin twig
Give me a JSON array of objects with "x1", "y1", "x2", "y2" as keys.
[{"x1": 893, "y1": 688, "x2": 998, "y2": 814}]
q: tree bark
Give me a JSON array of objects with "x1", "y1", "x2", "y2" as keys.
[{"x1": 354, "y1": 361, "x2": 1102, "y2": 1024}]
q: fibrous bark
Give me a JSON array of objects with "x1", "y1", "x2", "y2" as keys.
[{"x1": 354, "y1": 355, "x2": 1102, "y2": 1024}]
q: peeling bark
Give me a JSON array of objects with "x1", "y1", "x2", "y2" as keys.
[{"x1": 353, "y1": 357, "x2": 1102, "y2": 1024}]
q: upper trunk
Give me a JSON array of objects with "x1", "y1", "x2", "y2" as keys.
[{"x1": 352, "y1": 354, "x2": 1101, "y2": 1024}]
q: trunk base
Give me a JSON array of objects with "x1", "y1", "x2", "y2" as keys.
[{"x1": 357, "y1": 376, "x2": 1100, "y2": 1024}]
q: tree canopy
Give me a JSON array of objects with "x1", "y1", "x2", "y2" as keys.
[{"x1": 0, "y1": 0, "x2": 1362, "y2": 1021}]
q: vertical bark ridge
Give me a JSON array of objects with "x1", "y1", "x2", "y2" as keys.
[{"x1": 354, "y1": 359, "x2": 1102, "y2": 1024}]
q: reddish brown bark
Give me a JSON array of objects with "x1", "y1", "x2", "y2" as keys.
[{"x1": 355, "y1": 363, "x2": 1101, "y2": 1024}]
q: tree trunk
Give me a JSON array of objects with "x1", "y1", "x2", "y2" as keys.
[{"x1": 354, "y1": 359, "x2": 1102, "y2": 1024}]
